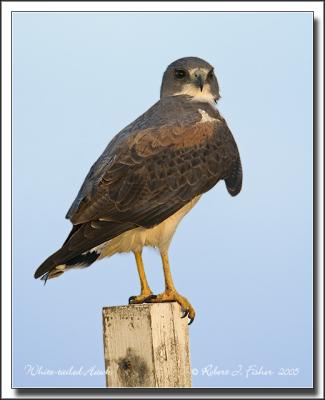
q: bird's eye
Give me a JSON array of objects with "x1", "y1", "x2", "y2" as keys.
[
  {"x1": 207, "y1": 70, "x2": 214, "y2": 80},
  {"x1": 175, "y1": 69, "x2": 186, "y2": 79}
]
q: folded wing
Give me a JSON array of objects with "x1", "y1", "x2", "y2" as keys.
[{"x1": 35, "y1": 101, "x2": 242, "y2": 279}]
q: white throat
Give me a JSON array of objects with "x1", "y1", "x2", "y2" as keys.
[{"x1": 173, "y1": 84, "x2": 216, "y2": 106}]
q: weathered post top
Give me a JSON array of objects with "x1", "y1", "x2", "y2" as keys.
[{"x1": 102, "y1": 302, "x2": 192, "y2": 388}]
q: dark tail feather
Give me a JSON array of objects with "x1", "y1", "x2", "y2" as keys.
[
  {"x1": 34, "y1": 246, "x2": 101, "y2": 280},
  {"x1": 34, "y1": 220, "x2": 136, "y2": 280},
  {"x1": 34, "y1": 246, "x2": 73, "y2": 279},
  {"x1": 41, "y1": 268, "x2": 65, "y2": 285}
]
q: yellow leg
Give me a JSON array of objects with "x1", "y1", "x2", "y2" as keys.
[
  {"x1": 128, "y1": 251, "x2": 154, "y2": 304},
  {"x1": 147, "y1": 251, "x2": 196, "y2": 324},
  {"x1": 161, "y1": 252, "x2": 176, "y2": 292}
]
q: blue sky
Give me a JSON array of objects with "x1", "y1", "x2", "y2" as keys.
[{"x1": 12, "y1": 12, "x2": 313, "y2": 388}]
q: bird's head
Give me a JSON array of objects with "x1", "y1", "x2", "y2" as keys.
[{"x1": 160, "y1": 57, "x2": 220, "y2": 104}]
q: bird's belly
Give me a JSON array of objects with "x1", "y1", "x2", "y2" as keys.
[
  {"x1": 142, "y1": 195, "x2": 201, "y2": 249},
  {"x1": 99, "y1": 195, "x2": 201, "y2": 257}
]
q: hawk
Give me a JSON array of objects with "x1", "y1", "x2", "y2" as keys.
[{"x1": 34, "y1": 57, "x2": 242, "y2": 324}]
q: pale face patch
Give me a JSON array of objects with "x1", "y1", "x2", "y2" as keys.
[
  {"x1": 173, "y1": 67, "x2": 216, "y2": 104},
  {"x1": 188, "y1": 67, "x2": 209, "y2": 75},
  {"x1": 173, "y1": 84, "x2": 216, "y2": 105}
]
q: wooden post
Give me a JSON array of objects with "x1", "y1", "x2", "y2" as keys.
[{"x1": 102, "y1": 302, "x2": 192, "y2": 388}]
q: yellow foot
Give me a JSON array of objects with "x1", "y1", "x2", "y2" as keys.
[
  {"x1": 146, "y1": 290, "x2": 196, "y2": 324},
  {"x1": 128, "y1": 291, "x2": 155, "y2": 304}
]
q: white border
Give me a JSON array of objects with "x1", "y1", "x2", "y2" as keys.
[
  {"x1": 0, "y1": 1, "x2": 324, "y2": 12},
  {"x1": 1, "y1": 1, "x2": 323, "y2": 398}
]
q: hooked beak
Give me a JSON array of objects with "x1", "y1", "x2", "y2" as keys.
[{"x1": 194, "y1": 74, "x2": 204, "y2": 92}]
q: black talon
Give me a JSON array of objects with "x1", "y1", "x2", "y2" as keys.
[
  {"x1": 181, "y1": 310, "x2": 189, "y2": 318},
  {"x1": 128, "y1": 296, "x2": 136, "y2": 304},
  {"x1": 188, "y1": 317, "x2": 194, "y2": 325},
  {"x1": 144, "y1": 294, "x2": 157, "y2": 302}
]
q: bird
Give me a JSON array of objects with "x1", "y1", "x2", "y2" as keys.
[{"x1": 34, "y1": 56, "x2": 242, "y2": 324}]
